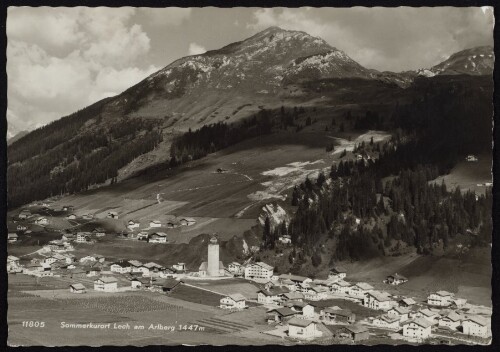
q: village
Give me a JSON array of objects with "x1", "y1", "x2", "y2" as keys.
[{"x1": 7, "y1": 203, "x2": 492, "y2": 345}]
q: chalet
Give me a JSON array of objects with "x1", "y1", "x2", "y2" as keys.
[
  {"x1": 385, "y1": 273, "x2": 408, "y2": 285},
  {"x1": 227, "y1": 262, "x2": 244, "y2": 275},
  {"x1": 18, "y1": 210, "x2": 31, "y2": 219},
  {"x1": 179, "y1": 217, "x2": 196, "y2": 226},
  {"x1": 333, "y1": 325, "x2": 369, "y2": 342},
  {"x1": 166, "y1": 221, "x2": 177, "y2": 228},
  {"x1": 363, "y1": 290, "x2": 395, "y2": 310},
  {"x1": 107, "y1": 211, "x2": 119, "y2": 219},
  {"x1": 137, "y1": 232, "x2": 149, "y2": 240},
  {"x1": 84, "y1": 266, "x2": 101, "y2": 277},
  {"x1": 149, "y1": 220, "x2": 162, "y2": 228},
  {"x1": 43, "y1": 255, "x2": 61, "y2": 265},
  {"x1": 110, "y1": 261, "x2": 131, "y2": 273},
  {"x1": 34, "y1": 217, "x2": 48, "y2": 225},
  {"x1": 402, "y1": 317, "x2": 432, "y2": 339},
  {"x1": 172, "y1": 263, "x2": 186, "y2": 271},
  {"x1": 159, "y1": 267, "x2": 176, "y2": 278},
  {"x1": 7, "y1": 255, "x2": 20, "y2": 272},
  {"x1": 288, "y1": 318, "x2": 322, "y2": 340},
  {"x1": 17, "y1": 224, "x2": 27, "y2": 231},
  {"x1": 313, "y1": 278, "x2": 338, "y2": 289},
  {"x1": 417, "y1": 308, "x2": 440, "y2": 324},
  {"x1": 427, "y1": 291, "x2": 454, "y2": 307},
  {"x1": 24, "y1": 264, "x2": 52, "y2": 277},
  {"x1": 245, "y1": 262, "x2": 274, "y2": 280},
  {"x1": 127, "y1": 220, "x2": 140, "y2": 229},
  {"x1": 330, "y1": 280, "x2": 352, "y2": 295},
  {"x1": 220, "y1": 294, "x2": 246, "y2": 310},
  {"x1": 438, "y1": 311, "x2": 462, "y2": 330},
  {"x1": 7, "y1": 233, "x2": 18, "y2": 243},
  {"x1": 80, "y1": 255, "x2": 98, "y2": 263},
  {"x1": 144, "y1": 262, "x2": 164, "y2": 276},
  {"x1": 278, "y1": 274, "x2": 312, "y2": 291},
  {"x1": 62, "y1": 205, "x2": 75, "y2": 212},
  {"x1": 321, "y1": 307, "x2": 355, "y2": 324},
  {"x1": 281, "y1": 292, "x2": 304, "y2": 302},
  {"x1": 267, "y1": 307, "x2": 298, "y2": 323},
  {"x1": 349, "y1": 282, "x2": 374, "y2": 299},
  {"x1": 258, "y1": 287, "x2": 290, "y2": 305},
  {"x1": 131, "y1": 277, "x2": 151, "y2": 289},
  {"x1": 462, "y1": 316, "x2": 490, "y2": 338},
  {"x1": 451, "y1": 298, "x2": 467, "y2": 308},
  {"x1": 303, "y1": 286, "x2": 328, "y2": 301},
  {"x1": 66, "y1": 214, "x2": 77, "y2": 220},
  {"x1": 62, "y1": 233, "x2": 76, "y2": 241},
  {"x1": 94, "y1": 276, "x2": 118, "y2": 292},
  {"x1": 76, "y1": 232, "x2": 92, "y2": 244},
  {"x1": 148, "y1": 232, "x2": 168, "y2": 243},
  {"x1": 372, "y1": 314, "x2": 400, "y2": 330},
  {"x1": 69, "y1": 283, "x2": 87, "y2": 294},
  {"x1": 158, "y1": 278, "x2": 183, "y2": 293},
  {"x1": 399, "y1": 297, "x2": 416, "y2": 307},
  {"x1": 388, "y1": 306, "x2": 410, "y2": 322},
  {"x1": 60, "y1": 253, "x2": 76, "y2": 264},
  {"x1": 82, "y1": 214, "x2": 94, "y2": 220},
  {"x1": 92, "y1": 228, "x2": 106, "y2": 237},
  {"x1": 69, "y1": 268, "x2": 87, "y2": 278},
  {"x1": 329, "y1": 266, "x2": 347, "y2": 280},
  {"x1": 278, "y1": 235, "x2": 292, "y2": 244}
]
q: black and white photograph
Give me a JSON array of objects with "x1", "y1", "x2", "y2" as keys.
[{"x1": 4, "y1": 5, "x2": 496, "y2": 346}]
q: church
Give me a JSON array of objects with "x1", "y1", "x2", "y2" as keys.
[{"x1": 198, "y1": 236, "x2": 225, "y2": 277}]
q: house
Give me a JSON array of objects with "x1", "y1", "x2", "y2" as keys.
[
  {"x1": 158, "y1": 278, "x2": 183, "y2": 293},
  {"x1": 349, "y1": 282, "x2": 374, "y2": 299},
  {"x1": 166, "y1": 221, "x2": 177, "y2": 228},
  {"x1": 281, "y1": 292, "x2": 304, "y2": 302},
  {"x1": 372, "y1": 314, "x2": 400, "y2": 330},
  {"x1": 62, "y1": 205, "x2": 75, "y2": 212},
  {"x1": 329, "y1": 266, "x2": 347, "y2": 280},
  {"x1": 466, "y1": 155, "x2": 478, "y2": 162},
  {"x1": 385, "y1": 273, "x2": 408, "y2": 285},
  {"x1": 76, "y1": 232, "x2": 92, "y2": 243},
  {"x1": 34, "y1": 217, "x2": 48, "y2": 225},
  {"x1": 388, "y1": 306, "x2": 410, "y2": 322},
  {"x1": 7, "y1": 233, "x2": 18, "y2": 243},
  {"x1": 84, "y1": 266, "x2": 101, "y2": 277},
  {"x1": 227, "y1": 262, "x2": 244, "y2": 275},
  {"x1": 107, "y1": 211, "x2": 119, "y2": 219},
  {"x1": 245, "y1": 262, "x2": 274, "y2": 280},
  {"x1": 127, "y1": 220, "x2": 140, "y2": 229},
  {"x1": 80, "y1": 255, "x2": 98, "y2": 263},
  {"x1": 427, "y1": 291, "x2": 454, "y2": 307},
  {"x1": 220, "y1": 294, "x2": 246, "y2": 310},
  {"x1": 92, "y1": 228, "x2": 106, "y2": 237},
  {"x1": 288, "y1": 318, "x2": 322, "y2": 340},
  {"x1": 364, "y1": 290, "x2": 395, "y2": 310},
  {"x1": 62, "y1": 233, "x2": 76, "y2": 241},
  {"x1": 278, "y1": 274, "x2": 312, "y2": 291},
  {"x1": 303, "y1": 286, "x2": 328, "y2": 301},
  {"x1": 66, "y1": 214, "x2": 77, "y2": 220},
  {"x1": 267, "y1": 307, "x2": 298, "y2": 323},
  {"x1": 330, "y1": 280, "x2": 352, "y2": 295},
  {"x1": 179, "y1": 217, "x2": 196, "y2": 226},
  {"x1": 462, "y1": 316, "x2": 490, "y2": 338},
  {"x1": 333, "y1": 325, "x2": 369, "y2": 342},
  {"x1": 69, "y1": 283, "x2": 87, "y2": 294},
  {"x1": 144, "y1": 262, "x2": 164, "y2": 276},
  {"x1": 416, "y1": 308, "x2": 440, "y2": 324},
  {"x1": 94, "y1": 276, "x2": 118, "y2": 292},
  {"x1": 399, "y1": 297, "x2": 416, "y2": 307},
  {"x1": 402, "y1": 318, "x2": 432, "y2": 339},
  {"x1": 321, "y1": 307, "x2": 355, "y2": 324},
  {"x1": 110, "y1": 261, "x2": 131, "y2": 273},
  {"x1": 131, "y1": 277, "x2": 151, "y2": 289},
  {"x1": 278, "y1": 235, "x2": 292, "y2": 244},
  {"x1": 69, "y1": 268, "x2": 87, "y2": 278},
  {"x1": 149, "y1": 220, "x2": 162, "y2": 228},
  {"x1": 148, "y1": 232, "x2": 168, "y2": 243},
  {"x1": 137, "y1": 232, "x2": 149, "y2": 240},
  {"x1": 18, "y1": 210, "x2": 32, "y2": 219},
  {"x1": 438, "y1": 311, "x2": 462, "y2": 330},
  {"x1": 7, "y1": 255, "x2": 21, "y2": 272},
  {"x1": 258, "y1": 287, "x2": 290, "y2": 305},
  {"x1": 16, "y1": 224, "x2": 27, "y2": 231},
  {"x1": 82, "y1": 214, "x2": 94, "y2": 220},
  {"x1": 451, "y1": 298, "x2": 467, "y2": 308},
  {"x1": 42, "y1": 255, "x2": 60, "y2": 265}
]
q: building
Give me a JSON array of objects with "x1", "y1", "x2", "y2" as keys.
[
  {"x1": 329, "y1": 266, "x2": 347, "y2": 280},
  {"x1": 107, "y1": 211, "x2": 119, "y2": 219},
  {"x1": 76, "y1": 232, "x2": 92, "y2": 243},
  {"x1": 417, "y1": 308, "x2": 440, "y2": 324},
  {"x1": 148, "y1": 232, "x2": 168, "y2": 243},
  {"x1": 94, "y1": 276, "x2": 118, "y2": 292},
  {"x1": 82, "y1": 214, "x2": 94, "y2": 220},
  {"x1": 330, "y1": 280, "x2": 352, "y2": 295},
  {"x1": 388, "y1": 306, "x2": 410, "y2": 322},
  {"x1": 372, "y1": 314, "x2": 400, "y2": 330},
  {"x1": 8, "y1": 233, "x2": 18, "y2": 243},
  {"x1": 17, "y1": 224, "x2": 27, "y2": 231},
  {"x1": 451, "y1": 298, "x2": 467, "y2": 308},
  {"x1": 179, "y1": 217, "x2": 196, "y2": 226},
  {"x1": 160, "y1": 278, "x2": 183, "y2": 293},
  {"x1": 321, "y1": 307, "x2": 355, "y2": 324},
  {"x1": 131, "y1": 277, "x2": 151, "y2": 289},
  {"x1": 110, "y1": 261, "x2": 131, "y2": 273},
  {"x1": 402, "y1": 318, "x2": 432, "y2": 339},
  {"x1": 198, "y1": 261, "x2": 225, "y2": 277},
  {"x1": 267, "y1": 307, "x2": 297, "y2": 323},
  {"x1": 427, "y1": 291, "x2": 455, "y2": 307},
  {"x1": 149, "y1": 220, "x2": 162, "y2": 228},
  {"x1": 385, "y1": 273, "x2": 408, "y2": 285},
  {"x1": 466, "y1": 155, "x2": 478, "y2": 162},
  {"x1": 245, "y1": 262, "x2": 274, "y2": 280},
  {"x1": 303, "y1": 286, "x2": 328, "y2": 301},
  {"x1": 288, "y1": 318, "x2": 322, "y2": 340},
  {"x1": 349, "y1": 282, "x2": 374, "y2": 299},
  {"x1": 207, "y1": 236, "x2": 221, "y2": 277},
  {"x1": 69, "y1": 283, "x2": 87, "y2": 294},
  {"x1": 220, "y1": 294, "x2": 246, "y2": 310},
  {"x1": 399, "y1": 297, "x2": 416, "y2": 307},
  {"x1": 172, "y1": 263, "x2": 186, "y2": 271},
  {"x1": 258, "y1": 287, "x2": 290, "y2": 305},
  {"x1": 7, "y1": 255, "x2": 21, "y2": 272},
  {"x1": 92, "y1": 228, "x2": 106, "y2": 237},
  {"x1": 364, "y1": 290, "x2": 395, "y2": 310},
  {"x1": 281, "y1": 292, "x2": 304, "y2": 302},
  {"x1": 278, "y1": 235, "x2": 292, "y2": 244},
  {"x1": 127, "y1": 220, "x2": 140, "y2": 229},
  {"x1": 227, "y1": 262, "x2": 244, "y2": 275},
  {"x1": 438, "y1": 311, "x2": 462, "y2": 330},
  {"x1": 34, "y1": 217, "x2": 49, "y2": 225},
  {"x1": 462, "y1": 316, "x2": 489, "y2": 338},
  {"x1": 18, "y1": 210, "x2": 32, "y2": 219},
  {"x1": 333, "y1": 325, "x2": 369, "y2": 342}
]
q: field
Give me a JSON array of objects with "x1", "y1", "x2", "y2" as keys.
[{"x1": 186, "y1": 278, "x2": 262, "y2": 299}]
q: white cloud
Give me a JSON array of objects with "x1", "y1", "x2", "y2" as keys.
[
  {"x1": 188, "y1": 42, "x2": 206, "y2": 55},
  {"x1": 139, "y1": 7, "x2": 192, "y2": 26},
  {"x1": 7, "y1": 7, "x2": 160, "y2": 136}
]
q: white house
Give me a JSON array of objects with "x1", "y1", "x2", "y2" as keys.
[
  {"x1": 417, "y1": 308, "x2": 440, "y2": 325},
  {"x1": 385, "y1": 273, "x2": 408, "y2": 285},
  {"x1": 329, "y1": 266, "x2": 347, "y2": 280},
  {"x1": 303, "y1": 286, "x2": 328, "y2": 301},
  {"x1": 179, "y1": 217, "x2": 196, "y2": 226},
  {"x1": 76, "y1": 232, "x2": 92, "y2": 243},
  {"x1": 388, "y1": 306, "x2": 410, "y2": 322},
  {"x1": 288, "y1": 318, "x2": 322, "y2": 340},
  {"x1": 258, "y1": 287, "x2": 289, "y2": 305},
  {"x1": 330, "y1": 280, "x2": 352, "y2": 295},
  {"x1": 227, "y1": 262, "x2": 244, "y2": 275},
  {"x1": 278, "y1": 235, "x2": 292, "y2": 244},
  {"x1": 172, "y1": 263, "x2": 186, "y2": 271},
  {"x1": 427, "y1": 291, "x2": 454, "y2": 307},
  {"x1": 107, "y1": 211, "x2": 119, "y2": 219},
  {"x1": 69, "y1": 283, "x2": 86, "y2": 294},
  {"x1": 402, "y1": 318, "x2": 432, "y2": 339},
  {"x1": 110, "y1": 261, "x2": 131, "y2": 273},
  {"x1": 94, "y1": 276, "x2": 118, "y2": 292},
  {"x1": 148, "y1": 232, "x2": 168, "y2": 243},
  {"x1": 17, "y1": 224, "x2": 27, "y2": 231},
  {"x1": 399, "y1": 297, "x2": 416, "y2": 307},
  {"x1": 364, "y1": 290, "x2": 395, "y2": 310},
  {"x1": 462, "y1": 316, "x2": 490, "y2": 338},
  {"x1": 18, "y1": 210, "x2": 31, "y2": 219},
  {"x1": 220, "y1": 294, "x2": 246, "y2": 310},
  {"x1": 127, "y1": 220, "x2": 140, "y2": 229},
  {"x1": 438, "y1": 311, "x2": 462, "y2": 330},
  {"x1": 372, "y1": 314, "x2": 400, "y2": 330},
  {"x1": 7, "y1": 233, "x2": 18, "y2": 243},
  {"x1": 245, "y1": 262, "x2": 274, "y2": 280},
  {"x1": 149, "y1": 220, "x2": 162, "y2": 228},
  {"x1": 349, "y1": 282, "x2": 374, "y2": 299},
  {"x1": 34, "y1": 217, "x2": 49, "y2": 225}
]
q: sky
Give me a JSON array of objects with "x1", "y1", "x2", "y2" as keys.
[{"x1": 6, "y1": 6, "x2": 494, "y2": 138}]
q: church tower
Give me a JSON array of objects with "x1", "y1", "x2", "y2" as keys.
[{"x1": 207, "y1": 235, "x2": 221, "y2": 277}]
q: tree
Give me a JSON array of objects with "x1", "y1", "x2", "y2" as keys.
[{"x1": 311, "y1": 252, "x2": 322, "y2": 267}]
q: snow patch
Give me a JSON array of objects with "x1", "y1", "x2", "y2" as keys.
[{"x1": 258, "y1": 203, "x2": 290, "y2": 229}]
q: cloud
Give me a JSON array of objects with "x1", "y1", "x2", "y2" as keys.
[
  {"x1": 139, "y1": 7, "x2": 192, "y2": 26},
  {"x1": 7, "y1": 7, "x2": 160, "y2": 136},
  {"x1": 188, "y1": 42, "x2": 206, "y2": 55}
]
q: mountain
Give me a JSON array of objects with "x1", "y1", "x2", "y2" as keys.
[
  {"x1": 7, "y1": 130, "x2": 29, "y2": 146},
  {"x1": 416, "y1": 46, "x2": 494, "y2": 77}
]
